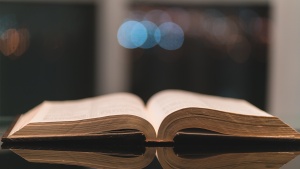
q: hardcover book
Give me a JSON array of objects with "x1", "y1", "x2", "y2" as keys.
[{"x1": 2, "y1": 90, "x2": 300, "y2": 143}]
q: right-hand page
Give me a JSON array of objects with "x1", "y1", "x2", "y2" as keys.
[{"x1": 146, "y1": 89, "x2": 272, "y2": 135}]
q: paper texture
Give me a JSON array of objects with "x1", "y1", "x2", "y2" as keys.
[
  {"x1": 146, "y1": 90, "x2": 272, "y2": 134},
  {"x1": 30, "y1": 93, "x2": 147, "y2": 123}
]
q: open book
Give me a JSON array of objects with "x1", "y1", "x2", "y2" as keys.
[{"x1": 1, "y1": 89, "x2": 300, "y2": 142}]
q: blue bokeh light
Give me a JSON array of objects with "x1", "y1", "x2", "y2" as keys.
[
  {"x1": 130, "y1": 22, "x2": 147, "y2": 47},
  {"x1": 118, "y1": 20, "x2": 184, "y2": 50},
  {"x1": 140, "y1": 21, "x2": 160, "y2": 49},
  {"x1": 117, "y1": 20, "x2": 147, "y2": 49},
  {"x1": 157, "y1": 22, "x2": 184, "y2": 50}
]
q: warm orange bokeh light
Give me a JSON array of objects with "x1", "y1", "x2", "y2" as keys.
[
  {"x1": 0, "y1": 28, "x2": 30, "y2": 59},
  {"x1": 1, "y1": 28, "x2": 20, "y2": 57},
  {"x1": 14, "y1": 28, "x2": 30, "y2": 57}
]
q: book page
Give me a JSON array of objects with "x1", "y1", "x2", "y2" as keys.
[
  {"x1": 146, "y1": 90, "x2": 272, "y2": 134},
  {"x1": 8, "y1": 104, "x2": 42, "y2": 136},
  {"x1": 30, "y1": 93, "x2": 147, "y2": 123}
]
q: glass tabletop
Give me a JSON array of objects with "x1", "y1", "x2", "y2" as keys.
[{"x1": 1, "y1": 116, "x2": 300, "y2": 169}]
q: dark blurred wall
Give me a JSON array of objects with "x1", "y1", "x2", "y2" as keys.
[{"x1": 0, "y1": 3, "x2": 96, "y2": 115}]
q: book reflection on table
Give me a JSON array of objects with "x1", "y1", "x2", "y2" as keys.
[
  {"x1": 3, "y1": 142, "x2": 300, "y2": 169},
  {"x1": 157, "y1": 147, "x2": 300, "y2": 169},
  {"x1": 3, "y1": 142, "x2": 155, "y2": 169}
]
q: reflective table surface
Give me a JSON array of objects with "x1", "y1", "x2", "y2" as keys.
[{"x1": 1, "y1": 117, "x2": 300, "y2": 169}]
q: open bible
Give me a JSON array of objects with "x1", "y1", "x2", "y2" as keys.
[{"x1": 2, "y1": 89, "x2": 300, "y2": 143}]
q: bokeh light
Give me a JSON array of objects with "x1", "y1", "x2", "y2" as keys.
[
  {"x1": 0, "y1": 15, "x2": 30, "y2": 59},
  {"x1": 140, "y1": 21, "x2": 160, "y2": 49},
  {"x1": 14, "y1": 28, "x2": 30, "y2": 57},
  {"x1": 117, "y1": 19, "x2": 184, "y2": 50},
  {"x1": 1, "y1": 28, "x2": 20, "y2": 56},
  {"x1": 130, "y1": 21, "x2": 148, "y2": 47},
  {"x1": 167, "y1": 8, "x2": 191, "y2": 32},
  {"x1": 118, "y1": 9, "x2": 186, "y2": 51},
  {"x1": 117, "y1": 20, "x2": 147, "y2": 49},
  {"x1": 156, "y1": 22, "x2": 184, "y2": 50},
  {"x1": 119, "y1": 6, "x2": 266, "y2": 55},
  {"x1": 144, "y1": 10, "x2": 171, "y2": 25}
]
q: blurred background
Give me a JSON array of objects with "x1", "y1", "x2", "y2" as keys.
[{"x1": 0, "y1": 0, "x2": 299, "y2": 129}]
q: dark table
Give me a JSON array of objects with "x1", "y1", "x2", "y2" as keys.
[{"x1": 1, "y1": 116, "x2": 300, "y2": 169}]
